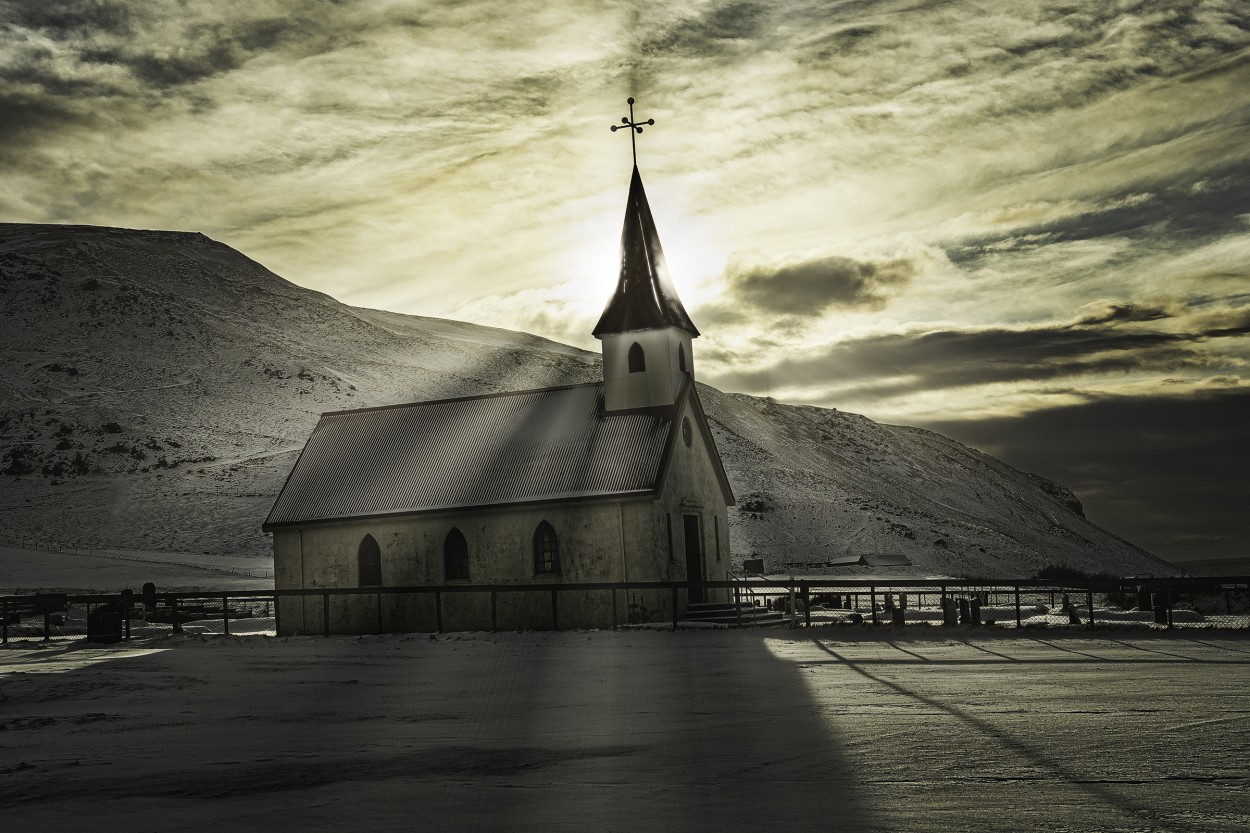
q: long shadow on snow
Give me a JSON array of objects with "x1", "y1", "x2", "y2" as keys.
[{"x1": 0, "y1": 631, "x2": 871, "y2": 832}]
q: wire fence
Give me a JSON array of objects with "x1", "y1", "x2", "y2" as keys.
[{"x1": 2, "y1": 577, "x2": 1247, "y2": 642}]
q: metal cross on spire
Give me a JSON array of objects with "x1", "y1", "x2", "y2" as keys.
[{"x1": 609, "y1": 97, "x2": 654, "y2": 167}]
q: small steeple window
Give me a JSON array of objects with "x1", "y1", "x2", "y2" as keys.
[
  {"x1": 628, "y1": 342, "x2": 646, "y2": 373},
  {"x1": 678, "y1": 344, "x2": 687, "y2": 373}
]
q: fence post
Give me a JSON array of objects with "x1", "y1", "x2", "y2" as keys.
[
  {"x1": 322, "y1": 591, "x2": 330, "y2": 637},
  {"x1": 1086, "y1": 587, "x2": 1095, "y2": 629},
  {"x1": 491, "y1": 589, "x2": 498, "y2": 632},
  {"x1": 377, "y1": 592, "x2": 383, "y2": 634},
  {"x1": 222, "y1": 594, "x2": 230, "y2": 636},
  {"x1": 271, "y1": 593, "x2": 279, "y2": 636},
  {"x1": 435, "y1": 590, "x2": 443, "y2": 633},
  {"x1": 1014, "y1": 586, "x2": 1022, "y2": 628},
  {"x1": 870, "y1": 585, "x2": 877, "y2": 625},
  {"x1": 122, "y1": 591, "x2": 131, "y2": 641},
  {"x1": 672, "y1": 585, "x2": 679, "y2": 631},
  {"x1": 2, "y1": 599, "x2": 7, "y2": 644},
  {"x1": 551, "y1": 588, "x2": 559, "y2": 630},
  {"x1": 801, "y1": 581, "x2": 811, "y2": 628}
]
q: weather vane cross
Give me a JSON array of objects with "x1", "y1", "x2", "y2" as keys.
[{"x1": 610, "y1": 97, "x2": 654, "y2": 167}]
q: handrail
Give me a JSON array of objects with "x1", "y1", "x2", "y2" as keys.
[
  {"x1": 726, "y1": 569, "x2": 749, "y2": 613},
  {"x1": 726, "y1": 567, "x2": 784, "y2": 616}
]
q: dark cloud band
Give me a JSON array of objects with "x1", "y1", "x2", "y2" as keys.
[{"x1": 711, "y1": 305, "x2": 1249, "y2": 399}]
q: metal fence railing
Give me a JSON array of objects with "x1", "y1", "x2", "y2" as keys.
[{"x1": 2, "y1": 577, "x2": 1247, "y2": 642}]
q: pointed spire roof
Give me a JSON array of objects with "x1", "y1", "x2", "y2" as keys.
[{"x1": 592, "y1": 166, "x2": 699, "y2": 338}]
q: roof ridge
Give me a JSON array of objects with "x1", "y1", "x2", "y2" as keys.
[{"x1": 319, "y1": 381, "x2": 603, "y2": 418}]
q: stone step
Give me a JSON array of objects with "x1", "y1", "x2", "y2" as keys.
[
  {"x1": 684, "y1": 601, "x2": 771, "y2": 612},
  {"x1": 682, "y1": 604, "x2": 770, "y2": 617},
  {"x1": 680, "y1": 602, "x2": 788, "y2": 626}
]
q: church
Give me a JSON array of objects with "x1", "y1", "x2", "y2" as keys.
[{"x1": 263, "y1": 128, "x2": 735, "y2": 634}]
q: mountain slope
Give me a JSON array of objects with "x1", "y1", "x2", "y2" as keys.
[{"x1": 0, "y1": 224, "x2": 1173, "y2": 577}]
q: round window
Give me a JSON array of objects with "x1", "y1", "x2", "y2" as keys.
[{"x1": 682, "y1": 416, "x2": 693, "y2": 448}]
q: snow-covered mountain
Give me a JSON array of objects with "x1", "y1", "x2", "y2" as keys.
[{"x1": 0, "y1": 224, "x2": 1174, "y2": 577}]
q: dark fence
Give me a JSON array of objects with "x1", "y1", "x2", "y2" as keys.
[{"x1": 2, "y1": 577, "x2": 1248, "y2": 642}]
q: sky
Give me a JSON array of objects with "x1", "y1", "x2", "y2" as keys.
[{"x1": 2, "y1": 0, "x2": 1248, "y2": 563}]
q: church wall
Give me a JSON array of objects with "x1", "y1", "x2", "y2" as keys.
[
  {"x1": 648, "y1": 393, "x2": 733, "y2": 602},
  {"x1": 272, "y1": 498, "x2": 662, "y2": 634}
]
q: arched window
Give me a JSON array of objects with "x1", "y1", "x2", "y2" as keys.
[
  {"x1": 358, "y1": 534, "x2": 382, "y2": 587},
  {"x1": 678, "y1": 344, "x2": 687, "y2": 373},
  {"x1": 533, "y1": 521, "x2": 560, "y2": 575},
  {"x1": 628, "y1": 342, "x2": 645, "y2": 373},
  {"x1": 444, "y1": 528, "x2": 470, "y2": 581}
]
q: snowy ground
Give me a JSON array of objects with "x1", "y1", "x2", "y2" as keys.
[
  {"x1": 2, "y1": 629, "x2": 1248, "y2": 832},
  {"x1": 0, "y1": 544, "x2": 273, "y2": 594}
]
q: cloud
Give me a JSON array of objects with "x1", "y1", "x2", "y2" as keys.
[
  {"x1": 9, "y1": 1, "x2": 136, "y2": 36},
  {"x1": 1074, "y1": 303, "x2": 1173, "y2": 326},
  {"x1": 946, "y1": 169, "x2": 1250, "y2": 267},
  {"x1": 706, "y1": 304, "x2": 1249, "y2": 404},
  {"x1": 644, "y1": 1, "x2": 772, "y2": 58},
  {"x1": 721, "y1": 254, "x2": 915, "y2": 316}
]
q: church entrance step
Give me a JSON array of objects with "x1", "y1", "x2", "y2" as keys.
[{"x1": 680, "y1": 602, "x2": 788, "y2": 627}]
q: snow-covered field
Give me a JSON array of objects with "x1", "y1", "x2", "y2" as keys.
[
  {"x1": 0, "y1": 544, "x2": 272, "y2": 595},
  {"x1": 2, "y1": 629, "x2": 1248, "y2": 832}
]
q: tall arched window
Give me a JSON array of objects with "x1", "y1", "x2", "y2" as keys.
[
  {"x1": 358, "y1": 534, "x2": 382, "y2": 587},
  {"x1": 533, "y1": 521, "x2": 560, "y2": 575},
  {"x1": 444, "y1": 528, "x2": 470, "y2": 581},
  {"x1": 678, "y1": 344, "x2": 687, "y2": 373},
  {"x1": 628, "y1": 342, "x2": 646, "y2": 373}
]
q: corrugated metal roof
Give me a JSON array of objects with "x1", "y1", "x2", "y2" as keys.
[
  {"x1": 592, "y1": 166, "x2": 699, "y2": 337},
  {"x1": 264, "y1": 382, "x2": 673, "y2": 528}
]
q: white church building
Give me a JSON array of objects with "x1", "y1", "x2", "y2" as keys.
[{"x1": 263, "y1": 162, "x2": 735, "y2": 633}]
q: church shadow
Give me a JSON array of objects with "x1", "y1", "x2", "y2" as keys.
[
  {"x1": 0, "y1": 631, "x2": 871, "y2": 832},
  {"x1": 408, "y1": 629, "x2": 872, "y2": 831}
]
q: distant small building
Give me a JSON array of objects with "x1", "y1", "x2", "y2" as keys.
[
  {"x1": 787, "y1": 554, "x2": 915, "y2": 570},
  {"x1": 263, "y1": 165, "x2": 734, "y2": 633}
]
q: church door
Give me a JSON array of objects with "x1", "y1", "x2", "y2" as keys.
[{"x1": 683, "y1": 514, "x2": 704, "y2": 603}]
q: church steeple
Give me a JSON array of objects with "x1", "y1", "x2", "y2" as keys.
[
  {"x1": 592, "y1": 165, "x2": 699, "y2": 338},
  {"x1": 596, "y1": 99, "x2": 699, "y2": 413}
]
